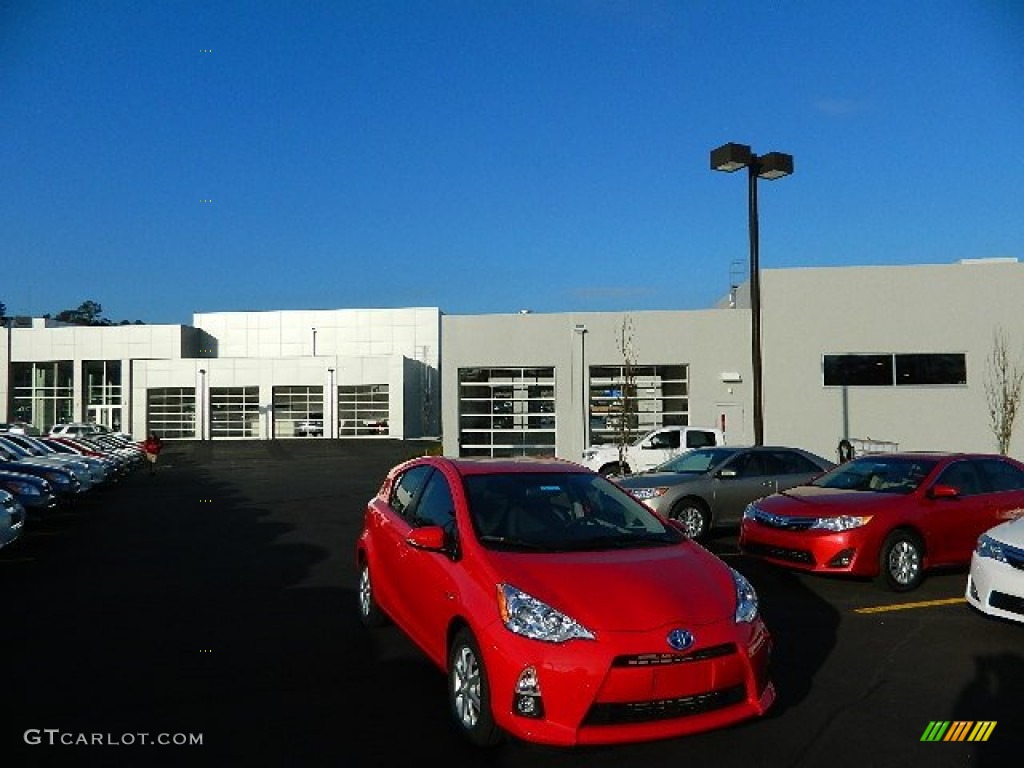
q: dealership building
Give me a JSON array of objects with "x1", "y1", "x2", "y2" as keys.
[{"x1": 2, "y1": 258, "x2": 1022, "y2": 462}]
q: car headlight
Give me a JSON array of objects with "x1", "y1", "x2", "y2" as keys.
[
  {"x1": 742, "y1": 503, "x2": 759, "y2": 520},
  {"x1": 976, "y1": 534, "x2": 1008, "y2": 563},
  {"x1": 810, "y1": 515, "x2": 873, "y2": 531},
  {"x1": 497, "y1": 584, "x2": 595, "y2": 643},
  {"x1": 731, "y1": 568, "x2": 759, "y2": 624},
  {"x1": 627, "y1": 486, "x2": 668, "y2": 501}
]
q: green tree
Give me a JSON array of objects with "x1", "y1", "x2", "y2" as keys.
[{"x1": 54, "y1": 300, "x2": 111, "y2": 326}]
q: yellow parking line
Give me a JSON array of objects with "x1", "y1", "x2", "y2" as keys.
[{"x1": 855, "y1": 597, "x2": 966, "y2": 614}]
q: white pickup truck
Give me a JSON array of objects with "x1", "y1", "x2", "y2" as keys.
[{"x1": 580, "y1": 425, "x2": 725, "y2": 476}]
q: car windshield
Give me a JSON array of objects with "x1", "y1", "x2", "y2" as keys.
[
  {"x1": 464, "y1": 472, "x2": 682, "y2": 552},
  {"x1": 810, "y1": 456, "x2": 939, "y2": 494},
  {"x1": 652, "y1": 447, "x2": 739, "y2": 474}
]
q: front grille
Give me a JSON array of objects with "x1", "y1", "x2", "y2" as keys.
[
  {"x1": 614, "y1": 644, "x2": 737, "y2": 668},
  {"x1": 584, "y1": 685, "x2": 746, "y2": 726},
  {"x1": 990, "y1": 591, "x2": 1024, "y2": 616},
  {"x1": 743, "y1": 541, "x2": 815, "y2": 565},
  {"x1": 750, "y1": 509, "x2": 815, "y2": 531}
]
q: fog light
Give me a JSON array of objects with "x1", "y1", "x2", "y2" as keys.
[
  {"x1": 826, "y1": 549, "x2": 856, "y2": 568},
  {"x1": 512, "y1": 666, "x2": 545, "y2": 719}
]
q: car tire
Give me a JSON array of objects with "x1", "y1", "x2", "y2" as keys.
[
  {"x1": 670, "y1": 498, "x2": 710, "y2": 541},
  {"x1": 877, "y1": 530, "x2": 924, "y2": 592},
  {"x1": 357, "y1": 560, "x2": 388, "y2": 628},
  {"x1": 448, "y1": 628, "x2": 503, "y2": 747}
]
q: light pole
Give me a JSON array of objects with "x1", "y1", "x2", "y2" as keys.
[
  {"x1": 198, "y1": 368, "x2": 207, "y2": 440},
  {"x1": 311, "y1": 327, "x2": 317, "y2": 356},
  {"x1": 574, "y1": 324, "x2": 588, "y2": 451},
  {"x1": 710, "y1": 142, "x2": 793, "y2": 446}
]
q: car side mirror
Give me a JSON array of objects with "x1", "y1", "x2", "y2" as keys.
[
  {"x1": 928, "y1": 484, "x2": 959, "y2": 499},
  {"x1": 406, "y1": 525, "x2": 447, "y2": 551}
]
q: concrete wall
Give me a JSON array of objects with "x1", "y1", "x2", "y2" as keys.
[
  {"x1": 762, "y1": 259, "x2": 1024, "y2": 459},
  {"x1": 441, "y1": 310, "x2": 751, "y2": 458}
]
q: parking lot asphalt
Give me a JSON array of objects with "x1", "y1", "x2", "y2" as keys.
[{"x1": 4, "y1": 439, "x2": 1021, "y2": 767}]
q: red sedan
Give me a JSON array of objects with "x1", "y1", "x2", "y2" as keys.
[
  {"x1": 739, "y1": 452, "x2": 1024, "y2": 591},
  {"x1": 356, "y1": 456, "x2": 775, "y2": 747}
]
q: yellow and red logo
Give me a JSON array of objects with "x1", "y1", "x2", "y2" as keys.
[{"x1": 921, "y1": 721, "x2": 996, "y2": 742}]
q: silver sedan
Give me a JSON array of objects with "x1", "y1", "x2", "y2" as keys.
[{"x1": 614, "y1": 445, "x2": 835, "y2": 541}]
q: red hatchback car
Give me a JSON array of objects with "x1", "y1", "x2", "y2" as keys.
[
  {"x1": 356, "y1": 456, "x2": 775, "y2": 747},
  {"x1": 739, "y1": 452, "x2": 1024, "y2": 591}
]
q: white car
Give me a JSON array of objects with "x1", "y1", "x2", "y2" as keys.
[
  {"x1": 0, "y1": 489, "x2": 26, "y2": 551},
  {"x1": 966, "y1": 517, "x2": 1024, "y2": 625}
]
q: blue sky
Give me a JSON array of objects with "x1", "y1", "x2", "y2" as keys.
[{"x1": 2, "y1": 1, "x2": 1021, "y2": 325}]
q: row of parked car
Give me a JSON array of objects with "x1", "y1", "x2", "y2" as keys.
[
  {"x1": 609, "y1": 444, "x2": 1024, "y2": 609},
  {"x1": 355, "y1": 443, "x2": 1024, "y2": 748},
  {"x1": 0, "y1": 423, "x2": 147, "y2": 550}
]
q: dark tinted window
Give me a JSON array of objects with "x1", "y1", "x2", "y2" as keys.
[
  {"x1": 686, "y1": 430, "x2": 717, "y2": 449},
  {"x1": 413, "y1": 471, "x2": 456, "y2": 530},
  {"x1": 895, "y1": 354, "x2": 966, "y2": 385},
  {"x1": 767, "y1": 450, "x2": 826, "y2": 475},
  {"x1": 823, "y1": 355, "x2": 893, "y2": 386},
  {"x1": 935, "y1": 461, "x2": 983, "y2": 496},
  {"x1": 824, "y1": 353, "x2": 966, "y2": 386},
  {"x1": 976, "y1": 458, "x2": 1024, "y2": 492},
  {"x1": 390, "y1": 464, "x2": 433, "y2": 521}
]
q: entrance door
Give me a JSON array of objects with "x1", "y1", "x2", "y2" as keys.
[
  {"x1": 88, "y1": 405, "x2": 123, "y2": 432},
  {"x1": 715, "y1": 403, "x2": 745, "y2": 446}
]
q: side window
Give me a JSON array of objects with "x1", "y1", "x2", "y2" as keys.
[
  {"x1": 934, "y1": 461, "x2": 983, "y2": 496},
  {"x1": 649, "y1": 431, "x2": 679, "y2": 449},
  {"x1": 389, "y1": 465, "x2": 433, "y2": 521},
  {"x1": 413, "y1": 471, "x2": 456, "y2": 530},
  {"x1": 773, "y1": 450, "x2": 822, "y2": 475},
  {"x1": 686, "y1": 430, "x2": 714, "y2": 449},
  {"x1": 976, "y1": 458, "x2": 1024, "y2": 493},
  {"x1": 736, "y1": 452, "x2": 769, "y2": 477}
]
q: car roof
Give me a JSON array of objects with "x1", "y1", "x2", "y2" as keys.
[{"x1": 421, "y1": 456, "x2": 591, "y2": 477}]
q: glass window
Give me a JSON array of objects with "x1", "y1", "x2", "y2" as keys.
[
  {"x1": 412, "y1": 471, "x2": 456, "y2": 531},
  {"x1": 588, "y1": 364, "x2": 689, "y2": 445},
  {"x1": 273, "y1": 386, "x2": 324, "y2": 438},
  {"x1": 934, "y1": 461, "x2": 983, "y2": 496},
  {"x1": 8, "y1": 361, "x2": 74, "y2": 432},
  {"x1": 824, "y1": 353, "x2": 967, "y2": 387},
  {"x1": 390, "y1": 465, "x2": 433, "y2": 521},
  {"x1": 895, "y1": 354, "x2": 966, "y2": 385},
  {"x1": 338, "y1": 384, "x2": 389, "y2": 436},
  {"x1": 457, "y1": 367, "x2": 555, "y2": 458},
  {"x1": 210, "y1": 387, "x2": 260, "y2": 438},
  {"x1": 147, "y1": 388, "x2": 196, "y2": 439},
  {"x1": 976, "y1": 458, "x2": 1024, "y2": 493},
  {"x1": 823, "y1": 355, "x2": 893, "y2": 386}
]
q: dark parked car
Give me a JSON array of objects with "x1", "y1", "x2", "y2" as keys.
[
  {"x1": 615, "y1": 445, "x2": 835, "y2": 540},
  {"x1": 0, "y1": 446, "x2": 84, "y2": 501},
  {"x1": 0, "y1": 469, "x2": 60, "y2": 519},
  {"x1": 739, "y1": 451, "x2": 1024, "y2": 591}
]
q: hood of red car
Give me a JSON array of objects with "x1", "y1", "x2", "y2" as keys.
[
  {"x1": 484, "y1": 543, "x2": 737, "y2": 631},
  {"x1": 756, "y1": 485, "x2": 906, "y2": 516}
]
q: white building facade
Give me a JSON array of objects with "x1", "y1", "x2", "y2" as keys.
[{"x1": 2, "y1": 260, "x2": 1022, "y2": 462}]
